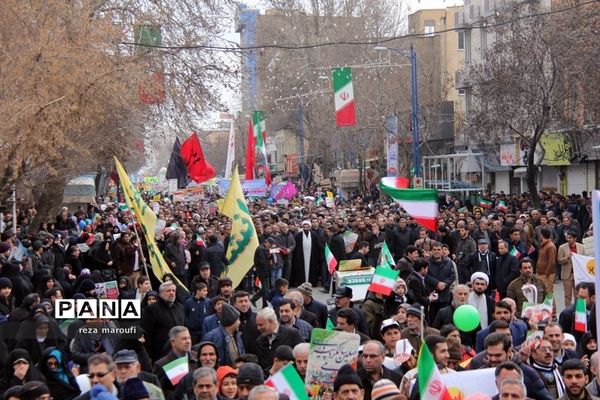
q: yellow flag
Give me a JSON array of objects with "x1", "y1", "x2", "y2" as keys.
[
  {"x1": 220, "y1": 167, "x2": 259, "y2": 288},
  {"x1": 114, "y1": 157, "x2": 187, "y2": 290}
]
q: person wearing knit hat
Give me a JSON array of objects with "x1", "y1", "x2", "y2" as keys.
[
  {"x1": 333, "y1": 364, "x2": 364, "y2": 398},
  {"x1": 383, "y1": 278, "x2": 411, "y2": 318},
  {"x1": 0, "y1": 276, "x2": 13, "y2": 319},
  {"x1": 468, "y1": 272, "x2": 493, "y2": 330},
  {"x1": 371, "y1": 379, "x2": 402, "y2": 400},
  {"x1": 203, "y1": 303, "x2": 245, "y2": 367},
  {"x1": 0, "y1": 242, "x2": 11, "y2": 256},
  {"x1": 121, "y1": 377, "x2": 150, "y2": 400},
  {"x1": 296, "y1": 282, "x2": 329, "y2": 327},
  {"x1": 17, "y1": 381, "x2": 51, "y2": 400},
  {"x1": 217, "y1": 365, "x2": 238, "y2": 400},
  {"x1": 236, "y1": 362, "x2": 264, "y2": 400}
]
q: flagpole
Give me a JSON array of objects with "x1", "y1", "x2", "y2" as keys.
[
  {"x1": 592, "y1": 191, "x2": 600, "y2": 340},
  {"x1": 130, "y1": 213, "x2": 150, "y2": 279},
  {"x1": 420, "y1": 305, "x2": 425, "y2": 343}
]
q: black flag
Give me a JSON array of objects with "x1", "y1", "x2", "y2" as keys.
[{"x1": 166, "y1": 137, "x2": 188, "y2": 189}]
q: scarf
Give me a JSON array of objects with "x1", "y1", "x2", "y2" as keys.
[
  {"x1": 531, "y1": 360, "x2": 565, "y2": 398},
  {"x1": 49, "y1": 349, "x2": 70, "y2": 385}
]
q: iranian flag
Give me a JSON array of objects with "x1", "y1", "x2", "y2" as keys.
[
  {"x1": 418, "y1": 341, "x2": 453, "y2": 400},
  {"x1": 479, "y1": 199, "x2": 492, "y2": 208},
  {"x1": 497, "y1": 200, "x2": 507, "y2": 212},
  {"x1": 332, "y1": 67, "x2": 357, "y2": 126},
  {"x1": 266, "y1": 363, "x2": 310, "y2": 400},
  {"x1": 325, "y1": 244, "x2": 337, "y2": 275},
  {"x1": 379, "y1": 184, "x2": 438, "y2": 232},
  {"x1": 509, "y1": 246, "x2": 522, "y2": 259},
  {"x1": 162, "y1": 355, "x2": 189, "y2": 385},
  {"x1": 575, "y1": 298, "x2": 587, "y2": 332},
  {"x1": 378, "y1": 242, "x2": 395, "y2": 269},
  {"x1": 253, "y1": 111, "x2": 272, "y2": 185},
  {"x1": 368, "y1": 267, "x2": 399, "y2": 296}
]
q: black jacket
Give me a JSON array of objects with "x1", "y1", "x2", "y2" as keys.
[
  {"x1": 255, "y1": 324, "x2": 303, "y2": 372},
  {"x1": 238, "y1": 308, "x2": 260, "y2": 354},
  {"x1": 202, "y1": 242, "x2": 228, "y2": 277},
  {"x1": 358, "y1": 366, "x2": 402, "y2": 400},
  {"x1": 328, "y1": 303, "x2": 368, "y2": 335},
  {"x1": 406, "y1": 271, "x2": 430, "y2": 310},
  {"x1": 388, "y1": 228, "x2": 414, "y2": 260},
  {"x1": 39, "y1": 347, "x2": 80, "y2": 400},
  {"x1": 304, "y1": 298, "x2": 328, "y2": 329},
  {"x1": 141, "y1": 297, "x2": 185, "y2": 362},
  {"x1": 492, "y1": 253, "x2": 520, "y2": 295}
]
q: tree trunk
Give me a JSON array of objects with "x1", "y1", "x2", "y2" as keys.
[
  {"x1": 29, "y1": 179, "x2": 67, "y2": 233},
  {"x1": 527, "y1": 142, "x2": 541, "y2": 208}
]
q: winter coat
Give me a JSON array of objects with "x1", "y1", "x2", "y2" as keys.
[
  {"x1": 203, "y1": 242, "x2": 228, "y2": 277},
  {"x1": 203, "y1": 326, "x2": 246, "y2": 367}
]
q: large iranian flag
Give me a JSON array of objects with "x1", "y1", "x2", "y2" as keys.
[
  {"x1": 253, "y1": 111, "x2": 272, "y2": 185},
  {"x1": 418, "y1": 341, "x2": 453, "y2": 400},
  {"x1": 368, "y1": 267, "x2": 399, "y2": 296},
  {"x1": 380, "y1": 184, "x2": 438, "y2": 232},
  {"x1": 332, "y1": 67, "x2": 357, "y2": 126}
]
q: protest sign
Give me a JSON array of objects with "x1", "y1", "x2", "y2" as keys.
[
  {"x1": 95, "y1": 281, "x2": 119, "y2": 299},
  {"x1": 305, "y1": 329, "x2": 360, "y2": 398},
  {"x1": 342, "y1": 231, "x2": 359, "y2": 253},
  {"x1": 521, "y1": 293, "x2": 553, "y2": 324},
  {"x1": 572, "y1": 253, "x2": 595, "y2": 284}
]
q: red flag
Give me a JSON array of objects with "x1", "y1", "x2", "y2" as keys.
[
  {"x1": 180, "y1": 132, "x2": 216, "y2": 184},
  {"x1": 245, "y1": 120, "x2": 256, "y2": 180}
]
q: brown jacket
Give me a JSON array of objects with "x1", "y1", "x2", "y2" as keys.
[
  {"x1": 536, "y1": 239, "x2": 557, "y2": 276},
  {"x1": 557, "y1": 242, "x2": 585, "y2": 280},
  {"x1": 506, "y1": 275, "x2": 546, "y2": 314}
]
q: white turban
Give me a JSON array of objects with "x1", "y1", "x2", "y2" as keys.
[
  {"x1": 470, "y1": 272, "x2": 489, "y2": 286},
  {"x1": 302, "y1": 220, "x2": 311, "y2": 227}
]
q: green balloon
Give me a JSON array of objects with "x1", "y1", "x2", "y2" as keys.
[{"x1": 453, "y1": 304, "x2": 481, "y2": 332}]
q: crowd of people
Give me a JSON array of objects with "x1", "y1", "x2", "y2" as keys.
[{"x1": 0, "y1": 188, "x2": 597, "y2": 400}]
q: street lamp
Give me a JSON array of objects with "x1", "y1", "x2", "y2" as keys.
[{"x1": 374, "y1": 45, "x2": 421, "y2": 178}]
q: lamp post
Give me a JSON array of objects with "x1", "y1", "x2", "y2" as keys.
[{"x1": 374, "y1": 45, "x2": 421, "y2": 177}]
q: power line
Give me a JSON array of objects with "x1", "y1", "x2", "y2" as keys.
[{"x1": 121, "y1": 0, "x2": 599, "y2": 52}]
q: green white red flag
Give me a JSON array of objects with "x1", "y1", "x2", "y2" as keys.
[
  {"x1": 379, "y1": 184, "x2": 438, "y2": 232},
  {"x1": 418, "y1": 341, "x2": 453, "y2": 400},
  {"x1": 253, "y1": 111, "x2": 272, "y2": 185},
  {"x1": 509, "y1": 246, "x2": 522, "y2": 259},
  {"x1": 575, "y1": 298, "x2": 587, "y2": 332},
  {"x1": 368, "y1": 267, "x2": 399, "y2": 296},
  {"x1": 378, "y1": 242, "x2": 395, "y2": 269},
  {"x1": 162, "y1": 355, "x2": 189, "y2": 385},
  {"x1": 245, "y1": 119, "x2": 256, "y2": 180},
  {"x1": 332, "y1": 67, "x2": 357, "y2": 126},
  {"x1": 325, "y1": 244, "x2": 337, "y2": 275},
  {"x1": 265, "y1": 363, "x2": 310, "y2": 400}
]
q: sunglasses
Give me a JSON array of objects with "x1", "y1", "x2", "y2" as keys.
[
  {"x1": 88, "y1": 370, "x2": 112, "y2": 379},
  {"x1": 47, "y1": 360, "x2": 59, "y2": 367}
]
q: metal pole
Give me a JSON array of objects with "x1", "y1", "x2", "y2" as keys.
[
  {"x1": 410, "y1": 45, "x2": 421, "y2": 178},
  {"x1": 11, "y1": 185, "x2": 16, "y2": 231},
  {"x1": 297, "y1": 104, "x2": 306, "y2": 185}
]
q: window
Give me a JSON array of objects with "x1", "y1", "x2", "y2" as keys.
[
  {"x1": 424, "y1": 20, "x2": 435, "y2": 36},
  {"x1": 458, "y1": 89, "x2": 466, "y2": 96},
  {"x1": 458, "y1": 31, "x2": 465, "y2": 50}
]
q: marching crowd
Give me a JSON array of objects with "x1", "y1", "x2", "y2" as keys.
[{"x1": 0, "y1": 188, "x2": 597, "y2": 400}]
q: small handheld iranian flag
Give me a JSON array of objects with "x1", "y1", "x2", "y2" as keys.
[
  {"x1": 509, "y1": 246, "x2": 522, "y2": 259},
  {"x1": 497, "y1": 200, "x2": 507, "y2": 212},
  {"x1": 479, "y1": 198, "x2": 492, "y2": 208},
  {"x1": 418, "y1": 340, "x2": 453, "y2": 400},
  {"x1": 332, "y1": 67, "x2": 357, "y2": 126},
  {"x1": 575, "y1": 298, "x2": 587, "y2": 332},
  {"x1": 162, "y1": 355, "x2": 189, "y2": 385},
  {"x1": 265, "y1": 363, "x2": 310, "y2": 400},
  {"x1": 368, "y1": 267, "x2": 399, "y2": 296},
  {"x1": 379, "y1": 184, "x2": 438, "y2": 232},
  {"x1": 378, "y1": 242, "x2": 395, "y2": 269},
  {"x1": 325, "y1": 244, "x2": 337, "y2": 275}
]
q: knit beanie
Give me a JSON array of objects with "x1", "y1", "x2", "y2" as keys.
[
  {"x1": 122, "y1": 377, "x2": 150, "y2": 400},
  {"x1": 236, "y1": 362, "x2": 264, "y2": 385},
  {"x1": 219, "y1": 302, "x2": 240, "y2": 327},
  {"x1": 0, "y1": 277, "x2": 12, "y2": 289},
  {"x1": 371, "y1": 379, "x2": 402, "y2": 400},
  {"x1": 333, "y1": 364, "x2": 362, "y2": 392},
  {"x1": 0, "y1": 242, "x2": 10, "y2": 254},
  {"x1": 18, "y1": 381, "x2": 50, "y2": 400}
]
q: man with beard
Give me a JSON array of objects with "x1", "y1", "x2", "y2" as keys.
[
  {"x1": 455, "y1": 224, "x2": 477, "y2": 284},
  {"x1": 468, "y1": 272, "x2": 494, "y2": 330},
  {"x1": 560, "y1": 359, "x2": 597, "y2": 400},
  {"x1": 293, "y1": 343, "x2": 310, "y2": 381},
  {"x1": 432, "y1": 284, "x2": 469, "y2": 329},
  {"x1": 507, "y1": 258, "x2": 547, "y2": 315},
  {"x1": 493, "y1": 240, "x2": 520, "y2": 299},
  {"x1": 192, "y1": 367, "x2": 219, "y2": 400},
  {"x1": 426, "y1": 242, "x2": 456, "y2": 321},
  {"x1": 396, "y1": 245, "x2": 419, "y2": 282},
  {"x1": 291, "y1": 221, "x2": 322, "y2": 287},
  {"x1": 388, "y1": 217, "x2": 414, "y2": 261},
  {"x1": 278, "y1": 299, "x2": 313, "y2": 341},
  {"x1": 232, "y1": 291, "x2": 259, "y2": 354},
  {"x1": 475, "y1": 300, "x2": 528, "y2": 352}
]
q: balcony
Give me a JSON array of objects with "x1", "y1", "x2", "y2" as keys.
[
  {"x1": 455, "y1": 70, "x2": 472, "y2": 90},
  {"x1": 456, "y1": 12, "x2": 471, "y2": 30}
]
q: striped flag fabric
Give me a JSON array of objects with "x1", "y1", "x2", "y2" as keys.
[
  {"x1": 245, "y1": 119, "x2": 256, "y2": 180},
  {"x1": 332, "y1": 67, "x2": 357, "y2": 126},
  {"x1": 418, "y1": 341, "x2": 453, "y2": 400},
  {"x1": 479, "y1": 198, "x2": 492, "y2": 208},
  {"x1": 325, "y1": 244, "x2": 337, "y2": 275},
  {"x1": 509, "y1": 246, "x2": 522, "y2": 259},
  {"x1": 379, "y1": 184, "x2": 438, "y2": 232},
  {"x1": 378, "y1": 242, "x2": 395, "y2": 269},
  {"x1": 497, "y1": 200, "x2": 507, "y2": 212},
  {"x1": 575, "y1": 298, "x2": 587, "y2": 332},
  {"x1": 253, "y1": 111, "x2": 272, "y2": 185},
  {"x1": 162, "y1": 355, "x2": 189, "y2": 385},
  {"x1": 265, "y1": 363, "x2": 310, "y2": 400},
  {"x1": 368, "y1": 267, "x2": 399, "y2": 296}
]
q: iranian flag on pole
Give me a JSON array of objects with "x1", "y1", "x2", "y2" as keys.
[
  {"x1": 325, "y1": 244, "x2": 337, "y2": 275},
  {"x1": 162, "y1": 355, "x2": 189, "y2": 385},
  {"x1": 368, "y1": 267, "x2": 399, "y2": 296},
  {"x1": 265, "y1": 364, "x2": 310, "y2": 400},
  {"x1": 418, "y1": 341, "x2": 453, "y2": 400},
  {"x1": 575, "y1": 298, "x2": 587, "y2": 332},
  {"x1": 379, "y1": 184, "x2": 438, "y2": 232},
  {"x1": 332, "y1": 67, "x2": 357, "y2": 126},
  {"x1": 253, "y1": 111, "x2": 272, "y2": 185}
]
